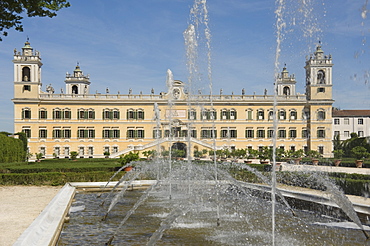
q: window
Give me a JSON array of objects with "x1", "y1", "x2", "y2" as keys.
[
  {"x1": 22, "y1": 108, "x2": 31, "y2": 119},
  {"x1": 112, "y1": 146, "x2": 118, "y2": 153},
  {"x1": 289, "y1": 129, "x2": 297, "y2": 138},
  {"x1": 245, "y1": 129, "x2": 254, "y2": 138},
  {"x1": 317, "y1": 110, "x2": 326, "y2": 120},
  {"x1": 137, "y1": 110, "x2": 144, "y2": 120},
  {"x1": 334, "y1": 131, "x2": 340, "y2": 137},
  {"x1": 344, "y1": 131, "x2": 350, "y2": 138},
  {"x1": 137, "y1": 129, "x2": 144, "y2": 138},
  {"x1": 64, "y1": 110, "x2": 71, "y2": 119},
  {"x1": 54, "y1": 147, "x2": 60, "y2": 156},
  {"x1": 153, "y1": 129, "x2": 162, "y2": 139},
  {"x1": 278, "y1": 129, "x2": 286, "y2": 138},
  {"x1": 257, "y1": 110, "x2": 264, "y2": 120},
  {"x1": 39, "y1": 129, "x2": 47, "y2": 138},
  {"x1": 230, "y1": 110, "x2": 237, "y2": 120},
  {"x1": 318, "y1": 146, "x2": 324, "y2": 155},
  {"x1": 113, "y1": 110, "x2": 120, "y2": 119},
  {"x1": 221, "y1": 110, "x2": 227, "y2": 120},
  {"x1": 358, "y1": 119, "x2": 364, "y2": 125},
  {"x1": 88, "y1": 147, "x2": 94, "y2": 156},
  {"x1": 22, "y1": 128, "x2": 31, "y2": 138},
  {"x1": 40, "y1": 147, "x2": 46, "y2": 156},
  {"x1": 64, "y1": 129, "x2": 71, "y2": 138},
  {"x1": 53, "y1": 109, "x2": 62, "y2": 119},
  {"x1": 279, "y1": 110, "x2": 286, "y2": 120},
  {"x1": 358, "y1": 131, "x2": 364, "y2": 137},
  {"x1": 53, "y1": 129, "x2": 62, "y2": 138},
  {"x1": 23, "y1": 85, "x2": 31, "y2": 91},
  {"x1": 302, "y1": 129, "x2": 309, "y2": 138},
  {"x1": 79, "y1": 147, "x2": 84, "y2": 156},
  {"x1": 257, "y1": 129, "x2": 265, "y2": 138},
  {"x1": 39, "y1": 109, "x2": 47, "y2": 119},
  {"x1": 290, "y1": 111, "x2": 297, "y2": 120},
  {"x1": 267, "y1": 129, "x2": 274, "y2": 138},
  {"x1": 103, "y1": 129, "x2": 120, "y2": 139},
  {"x1": 221, "y1": 129, "x2": 228, "y2": 138},
  {"x1": 290, "y1": 146, "x2": 295, "y2": 152},
  {"x1": 344, "y1": 118, "x2": 349, "y2": 125},
  {"x1": 230, "y1": 130, "x2": 237, "y2": 138},
  {"x1": 268, "y1": 111, "x2": 274, "y2": 120},
  {"x1": 246, "y1": 110, "x2": 253, "y2": 120},
  {"x1": 317, "y1": 129, "x2": 325, "y2": 138},
  {"x1": 64, "y1": 147, "x2": 70, "y2": 156},
  {"x1": 317, "y1": 88, "x2": 325, "y2": 93},
  {"x1": 334, "y1": 119, "x2": 340, "y2": 125}
]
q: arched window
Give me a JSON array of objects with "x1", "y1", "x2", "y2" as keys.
[
  {"x1": 22, "y1": 67, "x2": 30, "y2": 81},
  {"x1": 72, "y1": 85, "x2": 78, "y2": 94},
  {"x1": 268, "y1": 110, "x2": 274, "y2": 120},
  {"x1": 290, "y1": 110, "x2": 297, "y2": 120},
  {"x1": 283, "y1": 86, "x2": 290, "y2": 95},
  {"x1": 317, "y1": 70, "x2": 325, "y2": 84},
  {"x1": 317, "y1": 110, "x2": 326, "y2": 120},
  {"x1": 257, "y1": 109, "x2": 264, "y2": 120},
  {"x1": 279, "y1": 110, "x2": 286, "y2": 120}
]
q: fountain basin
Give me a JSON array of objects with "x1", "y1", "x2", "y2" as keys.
[{"x1": 13, "y1": 181, "x2": 370, "y2": 245}]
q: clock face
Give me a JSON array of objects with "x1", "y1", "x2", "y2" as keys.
[{"x1": 173, "y1": 88, "x2": 180, "y2": 99}]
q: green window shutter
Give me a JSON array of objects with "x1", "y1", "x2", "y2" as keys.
[
  {"x1": 39, "y1": 110, "x2": 41, "y2": 119},
  {"x1": 134, "y1": 111, "x2": 137, "y2": 120},
  {"x1": 52, "y1": 110, "x2": 55, "y2": 119},
  {"x1": 126, "y1": 130, "x2": 129, "y2": 138},
  {"x1": 109, "y1": 111, "x2": 113, "y2": 119},
  {"x1": 52, "y1": 130, "x2": 55, "y2": 138},
  {"x1": 92, "y1": 111, "x2": 95, "y2": 119},
  {"x1": 117, "y1": 111, "x2": 120, "y2": 119},
  {"x1": 126, "y1": 110, "x2": 129, "y2": 119},
  {"x1": 153, "y1": 130, "x2": 156, "y2": 138},
  {"x1": 252, "y1": 130, "x2": 254, "y2": 138},
  {"x1": 83, "y1": 130, "x2": 87, "y2": 138},
  {"x1": 227, "y1": 111, "x2": 230, "y2": 120},
  {"x1": 234, "y1": 111, "x2": 237, "y2": 120},
  {"x1": 61, "y1": 130, "x2": 64, "y2": 138},
  {"x1": 235, "y1": 130, "x2": 238, "y2": 138},
  {"x1": 109, "y1": 130, "x2": 112, "y2": 138},
  {"x1": 45, "y1": 130, "x2": 48, "y2": 138},
  {"x1": 92, "y1": 130, "x2": 95, "y2": 138},
  {"x1": 142, "y1": 111, "x2": 145, "y2": 120},
  {"x1": 45, "y1": 110, "x2": 47, "y2": 119},
  {"x1": 134, "y1": 130, "x2": 138, "y2": 138},
  {"x1": 84, "y1": 111, "x2": 88, "y2": 119},
  {"x1": 117, "y1": 130, "x2": 120, "y2": 138},
  {"x1": 77, "y1": 110, "x2": 80, "y2": 119},
  {"x1": 102, "y1": 111, "x2": 105, "y2": 119}
]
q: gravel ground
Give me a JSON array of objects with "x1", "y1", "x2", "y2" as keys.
[{"x1": 0, "y1": 186, "x2": 61, "y2": 246}]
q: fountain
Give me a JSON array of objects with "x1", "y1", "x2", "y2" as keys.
[{"x1": 15, "y1": 0, "x2": 370, "y2": 245}]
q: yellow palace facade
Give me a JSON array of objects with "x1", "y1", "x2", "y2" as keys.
[{"x1": 12, "y1": 41, "x2": 334, "y2": 158}]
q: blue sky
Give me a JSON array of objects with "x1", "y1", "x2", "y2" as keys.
[{"x1": 0, "y1": 0, "x2": 369, "y2": 133}]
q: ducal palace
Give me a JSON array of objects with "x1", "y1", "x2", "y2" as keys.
[{"x1": 13, "y1": 41, "x2": 334, "y2": 158}]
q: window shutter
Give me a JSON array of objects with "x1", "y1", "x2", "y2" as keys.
[
  {"x1": 117, "y1": 130, "x2": 120, "y2": 138},
  {"x1": 109, "y1": 111, "x2": 113, "y2": 119},
  {"x1": 117, "y1": 111, "x2": 120, "y2": 119},
  {"x1": 92, "y1": 130, "x2": 95, "y2": 138},
  {"x1": 84, "y1": 130, "x2": 88, "y2": 138},
  {"x1": 142, "y1": 111, "x2": 144, "y2": 120},
  {"x1": 102, "y1": 111, "x2": 105, "y2": 119},
  {"x1": 39, "y1": 110, "x2": 41, "y2": 119},
  {"x1": 126, "y1": 110, "x2": 129, "y2": 120},
  {"x1": 84, "y1": 111, "x2": 88, "y2": 119}
]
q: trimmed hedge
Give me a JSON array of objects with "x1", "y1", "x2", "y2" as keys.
[
  {"x1": 0, "y1": 134, "x2": 26, "y2": 163},
  {"x1": 0, "y1": 171, "x2": 121, "y2": 186}
]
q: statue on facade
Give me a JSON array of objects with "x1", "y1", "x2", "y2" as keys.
[
  {"x1": 242, "y1": 88, "x2": 245, "y2": 95},
  {"x1": 14, "y1": 48, "x2": 17, "y2": 55},
  {"x1": 129, "y1": 88, "x2": 132, "y2": 94},
  {"x1": 264, "y1": 89, "x2": 267, "y2": 95},
  {"x1": 151, "y1": 88, "x2": 154, "y2": 94},
  {"x1": 220, "y1": 88, "x2": 223, "y2": 95},
  {"x1": 106, "y1": 87, "x2": 109, "y2": 94},
  {"x1": 84, "y1": 85, "x2": 88, "y2": 94},
  {"x1": 61, "y1": 88, "x2": 64, "y2": 94},
  {"x1": 46, "y1": 84, "x2": 54, "y2": 94}
]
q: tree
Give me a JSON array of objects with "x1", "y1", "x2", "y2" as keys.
[
  {"x1": 119, "y1": 152, "x2": 139, "y2": 166},
  {"x1": 351, "y1": 146, "x2": 369, "y2": 160},
  {"x1": 0, "y1": 0, "x2": 70, "y2": 41}
]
